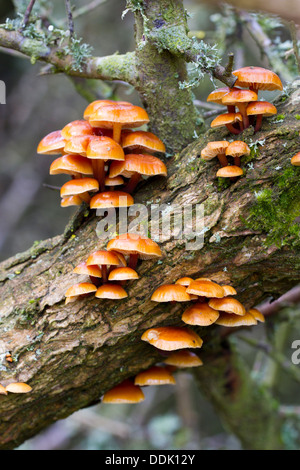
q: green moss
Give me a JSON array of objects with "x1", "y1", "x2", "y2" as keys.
[{"x1": 245, "y1": 167, "x2": 300, "y2": 247}]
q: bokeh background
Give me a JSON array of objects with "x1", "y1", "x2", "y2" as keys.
[{"x1": 0, "y1": 0, "x2": 299, "y2": 450}]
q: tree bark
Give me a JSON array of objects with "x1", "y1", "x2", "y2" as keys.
[{"x1": 0, "y1": 80, "x2": 300, "y2": 449}]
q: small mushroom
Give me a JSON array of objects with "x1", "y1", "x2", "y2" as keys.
[
  {"x1": 141, "y1": 326, "x2": 203, "y2": 351},
  {"x1": 60, "y1": 177, "x2": 99, "y2": 204},
  {"x1": 107, "y1": 233, "x2": 162, "y2": 269},
  {"x1": 207, "y1": 86, "x2": 236, "y2": 113},
  {"x1": 175, "y1": 277, "x2": 194, "y2": 287},
  {"x1": 201, "y1": 141, "x2": 229, "y2": 167},
  {"x1": 164, "y1": 350, "x2": 203, "y2": 368},
  {"x1": 246, "y1": 101, "x2": 277, "y2": 132},
  {"x1": 291, "y1": 152, "x2": 300, "y2": 166},
  {"x1": 208, "y1": 296, "x2": 246, "y2": 316},
  {"x1": 65, "y1": 282, "x2": 97, "y2": 304},
  {"x1": 108, "y1": 266, "x2": 139, "y2": 282},
  {"x1": 186, "y1": 279, "x2": 225, "y2": 299},
  {"x1": 216, "y1": 165, "x2": 243, "y2": 179},
  {"x1": 90, "y1": 190, "x2": 134, "y2": 210},
  {"x1": 61, "y1": 120, "x2": 95, "y2": 139},
  {"x1": 225, "y1": 141, "x2": 250, "y2": 167},
  {"x1": 102, "y1": 379, "x2": 145, "y2": 404},
  {"x1": 37, "y1": 130, "x2": 65, "y2": 155},
  {"x1": 95, "y1": 283, "x2": 128, "y2": 299},
  {"x1": 182, "y1": 302, "x2": 220, "y2": 326},
  {"x1": 151, "y1": 284, "x2": 192, "y2": 302},
  {"x1": 222, "y1": 285, "x2": 237, "y2": 296},
  {"x1": 121, "y1": 130, "x2": 166, "y2": 155},
  {"x1": 60, "y1": 195, "x2": 83, "y2": 207},
  {"x1": 222, "y1": 88, "x2": 258, "y2": 129},
  {"x1": 49, "y1": 154, "x2": 93, "y2": 179},
  {"x1": 232, "y1": 66, "x2": 283, "y2": 94},
  {"x1": 215, "y1": 312, "x2": 257, "y2": 327},
  {"x1": 5, "y1": 382, "x2": 32, "y2": 393},
  {"x1": 86, "y1": 250, "x2": 120, "y2": 283},
  {"x1": 210, "y1": 112, "x2": 243, "y2": 135},
  {"x1": 73, "y1": 261, "x2": 102, "y2": 286},
  {"x1": 134, "y1": 366, "x2": 176, "y2": 386},
  {"x1": 248, "y1": 308, "x2": 265, "y2": 323}
]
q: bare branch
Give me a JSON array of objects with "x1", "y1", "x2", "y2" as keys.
[
  {"x1": 65, "y1": 0, "x2": 75, "y2": 38},
  {"x1": 20, "y1": 0, "x2": 36, "y2": 30}
]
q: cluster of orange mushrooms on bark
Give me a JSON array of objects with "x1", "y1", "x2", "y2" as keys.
[
  {"x1": 37, "y1": 100, "x2": 167, "y2": 210},
  {"x1": 202, "y1": 66, "x2": 283, "y2": 180}
]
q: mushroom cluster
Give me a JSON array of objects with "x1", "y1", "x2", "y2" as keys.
[
  {"x1": 37, "y1": 100, "x2": 167, "y2": 210},
  {"x1": 65, "y1": 233, "x2": 162, "y2": 303},
  {"x1": 201, "y1": 140, "x2": 250, "y2": 179},
  {"x1": 208, "y1": 66, "x2": 282, "y2": 135}
]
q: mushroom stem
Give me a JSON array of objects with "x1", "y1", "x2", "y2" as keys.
[
  {"x1": 79, "y1": 192, "x2": 91, "y2": 204},
  {"x1": 90, "y1": 275, "x2": 101, "y2": 287},
  {"x1": 234, "y1": 156, "x2": 241, "y2": 167},
  {"x1": 238, "y1": 104, "x2": 250, "y2": 129},
  {"x1": 123, "y1": 173, "x2": 142, "y2": 193},
  {"x1": 227, "y1": 105, "x2": 235, "y2": 114},
  {"x1": 254, "y1": 114, "x2": 263, "y2": 133},
  {"x1": 217, "y1": 153, "x2": 228, "y2": 168},
  {"x1": 129, "y1": 253, "x2": 139, "y2": 270},
  {"x1": 113, "y1": 123, "x2": 122, "y2": 144},
  {"x1": 225, "y1": 124, "x2": 241, "y2": 135},
  {"x1": 101, "y1": 265, "x2": 108, "y2": 284},
  {"x1": 92, "y1": 160, "x2": 105, "y2": 192}
]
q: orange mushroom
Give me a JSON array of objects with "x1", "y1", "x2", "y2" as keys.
[
  {"x1": 65, "y1": 282, "x2": 97, "y2": 304},
  {"x1": 90, "y1": 191, "x2": 134, "y2": 209},
  {"x1": 95, "y1": 283, "x2": 128, "y2": 299},
  {"x1": 60, "y1": 177, "x2": 99, "y2": 204},
  {"x1": 164, "y1": 350, "x2": 203, "y2": 368},
  {"x1": 86, "y1": 249, "x2": 120, "y2": 283},
  {"x1": 246, "y1": 101, "x2": 277, "y2": 132},
  {"x1": 37, "y1": 130, "x2": 65, "y2": 155},
  {"x1": 121, "y1": 130, "x2": 166, "y2": 155},
  {"x1": 210, "y1": 112, "x2": 243, "y2": 135},
  {"x1": 141, "y1": 326, "x2": 203, "y2": 351},
  {"x1": 201, "y1": 141, "x2": 229, "y2": 167},
  {"x1": 182, "y1": 302, "x2": 220, "y2": 326},
  {"x1": 291, "y1": 152, "x2": 300, "y2": 166},
  {"x1": 134, "y1": 366, "x2": 176, "y2": 386},
  {"x1": 222, "y1": 88, "x2": 258, "y2": 129},
  {"x1": 49, "y1": 154, "x2": 93, "y2": 178},
  {"x1": 102, "y1": 379, "x2": 145, "y2": 404},
  {"x1": 232, "y1": 66, "x2": 283, "y2": 94},
  {"x1": 107, "y1": 233, "x2": 162, "y2": 269},
  {"x1": 151, "y1": 284, "x2": 191, "y2": 302},
  {"x1": 216, "y1": 166, "x2": 243, "y2": 178},
  {"x1": 225, "y1": 141, "x2": 250, "y2": 167},
  {"x1": 208, "y1": 296, "x2": 246, "y2": 316},
  {"x1": 5, "y1": 382, "x2": 32, "y2": 393}
]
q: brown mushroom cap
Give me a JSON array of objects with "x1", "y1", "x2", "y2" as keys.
[
  {"x1": 61, "y1": 120, "x2": 94, "y2": 139},
  {"x1": 109, "y1": 153, "x2": 167, "y2": 178},
  {"x1": 86, "y1": 136, "x2": 125, "y2": 161},
  {"x1": 186, "y1": 279, "x2": 225, "y2": 298},
  {"x1": 64, "y1": 135, "x2": 94, "y2": 156},
  {"x1": 207, "y1": 87, "x2": 232, "y2": 104},
  {"x1": 107, "y1": 233, "x2": 162, "y2": 260},
  {"x1": 216, "y1": 166, "x2": 244, "y2": 178},
  {"x1": 86, "y1": 250, "x2": 120, "y2": 267},
  {"x1": 248, "y1": 308, "x2": 265, "y2": 323},
  {"x1": 49, "y1": 154, "x2": 93, "y2": 176},
  {"x1": 164, "y1": 350, "x2": 203, "y2": 368},
  {"x1": 73, "y1": 262, "x2": 102, "y2": 278},
  {"x1": 291, "y1": 152, "x2": 300, "y2": 166},
  {"x1": 84, "y1": 100, "x2": 132, "y2": 121},
  {"x1": 121, "y1": 131, "x2": 166, "y2": 154},
  {"x1": 246, "y1": 101, "x2": 277, "y2": 117},
  {"x1": 108, "y1": 266, "x2": 139, "y2": 281},
  {"x1": 210, "y1": 112, "x2": 242, "y2": 128},
  {"x1": 60, "y1": 195, "x2": 83, "y2": 207},
  {"x1": 141, "y1": 326, "x2": 203, "y2": 351},
  {"x1": 225, "y1": 141, "x2": 250, "y2": 158},
  {"x1": 5, "y1": 382, "x2": 32, "y2": 393},
  {"x1": 102, "y1": 379, "x2": 145, "y2": 403},
  {"x1": 90, "y1": 191, "x2": 134, "y2": 209},
  {"x1": 134, "y1": 366, "x2": 176, "y2": 386},
  {"x1": 95, "y1": 283, "x2": 128, "y2": 299},
  {"x1": 215, "y1": 312, "x2": 258, "y2": 327},
  {"x1": 232, "y1": 66, "x2": 283, "y2": 91},
  {"x1": 208, "y1": 296, "x2": 246, "y2": 316},
  {"x1": 60, "y1": 178, "x2": 99, "y2": 197},
  {"x1": 222, "y1": 88, "x2": 258, "y2": 106},
  {"x1": 151, "y1": 284, "x2": 191, "y2": 302},
  {"x1": 201, "y1": 141, "x2": 229, "y2": 161},
  {"x1": 89, "y1": 103, "x2": 149, "y2": 129},
  {"x1": 65, "y1": 282, "x2": 97, "y2": 303},
  {"x1": 37, "y1": 130, "x2": 65, "y2": 155},
  {"x1": 182, "y1": 302, "x2": 220, "y2": 326}
]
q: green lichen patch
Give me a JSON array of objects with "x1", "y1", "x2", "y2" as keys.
[{"x1": 245, "y1": 167, "x2": 300, "y2": 248}]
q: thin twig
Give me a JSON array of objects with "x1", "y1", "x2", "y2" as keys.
[
  {"x1": 20, "y1": 0, "x2": 37, "y2": 30},
  {"x1": 72, "y1": 0, "x2": 108, "y2": 20},
  {"x1": 65, "y1": 0, "x2": 75, "y2": 38},
  {"x1": 288, "y1": 20, "x2": 300, "y2": 74}
]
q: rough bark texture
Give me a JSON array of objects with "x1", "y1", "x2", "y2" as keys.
[{"x1": 0, "y1": 81, "x2": 300, "y2": 449}]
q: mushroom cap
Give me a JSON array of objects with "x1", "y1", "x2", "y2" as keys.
[
  {"x1": 107, "y1": 233, "x2": 162, "y2": 260},
  {"x1": 104, "y1": 176, "x2": 124, "y2": 186},
  {"x1": 151, "y1": 284, "x2": 192, "y2": 302},
  {"x1": 73, "y1": 262, "x2": 102, "y2": 278},
  {"x1": 49, "y1": 154, "x2": 93, "y2": 176},
  {"x1": 186, "y1": 279, "x2": 225, "y2": 298},
  {"x1": 141, "y1": 326, "x2": 203, "y2": 351},
  {"x1": 248, "y1": 308, "x2": 265, "y2": 323},
  {"x1": 37, "y1": 130, "x2": 65, "y2": 155},
  {"x1": 95, "y1": 283, "x2": 128, "y2": 299},
  {"x1": 232, "y1": 66, "x2": 283, "y2": 91},
  {"x1": 60, "y1": 195, "x2": 83, "y2": 207},
  {"x1": 216, "y1": 165, "x2": 243, "y2": 178},
  {"x1": 109, "y1": 153, "x2": 167, "y2": 178},
  {"x1": 86, "y1": 136, "x2": 125, "y2": 161},
  {"x1": 175, "y1": 277, "x2": 194, "y2": 287},
  {"x1": 210, "y1": 112, "x2": 243, "y2": 128},
  {"x1": 121, "y1": 131, "x2": 166, "y2": 154},
  {"x1": 86, "y1": 250, "x2": 120, "y2": 267},
  {"x1": 60, "y1": 178, "x2": 99, "y2": 197},
  {"x1": 207, "y1": 86, "x2": 233, "y2": 104},
  {"x1": 61, "y1": 120, "x2": 94, "y2": 139},
  {"x1": 164, "y1": 350, "x2": 203, "y2": 368},
  {"x1": 222, "y1": 285, "x2": 237, "y2": 296},
  {"x1": 222, "y1": 88, "x2": 258, "y2": 106},
  {"x1": 0, "y1": 384, "x2": 8, "y2": 395},
  {"x1": 90, "y1": 191, "x2": 134, "y2": 208},
  {"x1": 108, "y1": 266, "x2": 139, "y2": 281},
  {"x1": 84, "y1": 100, "x2": 132, "y2": 120},
  {"x1": 89, "y1": 103, "x2": 150, "y2": 129},
  {"x1": 201, "y1": 141, "x2": 229, "y2": 161},
  {"x1": 65, "y1": 282, "x2": 97, "y2": 299},
  {"x1": 208, "y1": 296, "x2": 246, "y2": 316},
  {"x1": 102, "y1": 379, "x2": 145, "y2": 403},
  {"x1": 5, "y1": 382, "x2": 32, "y2": 393},
  {"x1": 225, "y1": 141, "x2": 250, "y2": 158},
  {"x1": 246, "y1": 101, "x2": 277, "y2": 116},
  {"x1": 291, "y1": 152, "x2": 300, "y2": 166},
  {"x1": 182, "y1": 302, "x2": 220, "y2": 326},
  {"x1": 64, "y1": 135, "x2": 94, "y2": 156},
  {"x1": 134, "y1": 366, "x2": 176, "y2": 386},
  {"x1": 215, "y1": 312, "x2": 258, "y2": 327}
]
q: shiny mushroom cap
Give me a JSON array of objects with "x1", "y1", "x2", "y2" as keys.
[
  {"x1": 86, "y1": 136, "x2": 125, "y2": 161},
  {"x1": 141, "y1": 326, "x2": 203, "y2": 351},
  {"x1": 246, "y1": 101, "x2": 277, "y2": 117},
  {"x1": 182, "y1": 302, "x2": 220, "y2": 326},
  {"x1": 107, "y1": 233, "x2": 162, "y2": 260},
  {"x1": 215, "y1": 312, "x2": 258, "y2": 327},
  {"x1": 134, "y1": 366, "x2": 176, "y2": 386},
  {"x1": 5, "y1": 382, "x2": 32, "y2": 393},
  {"x1": 60, "y1": 195, "x2": 83, "y2": 207},
  {"x1": 90, "y1": 191, "x2": 134, "y2": 209},
  {"x1": 84, "y1": 100, "x2": 132, "y2": 120},
  {"x1": 222, "y1": 88, "x2": 258, "y2": 106},
  {"x1": 95, "y1": 283, "x2": 128, "y2": 299},
  {"x1": 201, "y1": 141, "x2": 229, "y2": 161},
  {"x1": 89, "y1": 102, "x2": 149, "y2": 129},
  {"x1": 121, "y1": 131, "x2": 166, "y2": 154},
  {"x1": 216, "y1": 166, "x2": 244, "y2": 178},
  {"x1": 208, "y1": 296, "x2": 246, "y2": 316},
  {"x1": 60, "y1": 178, "x2": 99, "y2": 197},
  {"x1": 73, "y1": 262, "x2": 102, "y2": 278},
  {"x1": 49, "y1": 154, "x2": 93, "y2": 176},
  {"x1": 248, "y1": 308, "x2": 265, "y2": 323},
  {"x1": 64, "y1": 135, "x2": 94, "y2": 156},
  {"x1": 37, "y1": 130, "x2": 65, "y2": 155},
  {"x1": 61, "y1": 120, "x2": 94, "y2": 139},
  {"x1": 102, "y1": 379, "x2": 145, "y2": 403},
  {"x1": 104, "y1": 176, "x2": 124, "y2": 186},
  {"x1": 222, "y1": 285, "x2": 238, "y2": 296},
  {"x1": 225, "y1": 141, "x2": 250, "y2": 158},
  {"x1": 108, "y1": 266, "x2": 139, "y2": 281},
  {"x1": 164, "y1": 350, "x2": 203, "y2": 368},
  {"x1": 232, "y1": 66, "x2": 283, "y2": 91},
  {"x1": 86, "y1": 250, "x2": 120, "y2": 267},
  {"x1": 151, "y1": 284, "x2": 191, "y2": 302},
  {"x1": 291, "y1": 152, "x2": 300, "y2": 166},
  {"x1": 109, "y1": 153, "x2": 167, "y2": 178},
  {"x1": 175, "y1": 277, "x2": 194, "y2": 287},
  {"x1": 65, "y1": 282, "x2": 97, "y2": 303},
  {"x1": 210, "y1": 112, "x2": 242, "y2": 128},
  {"x1": 207, "y1": 87, "x2": 233, "y2": 104},
  {"x1": 186, "y1": 279, "x2": 225, "y2": 298}
]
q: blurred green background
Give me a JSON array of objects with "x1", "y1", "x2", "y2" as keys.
[{"x1": 0, "y1": 0, "x2": 299, "y2": 450}]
